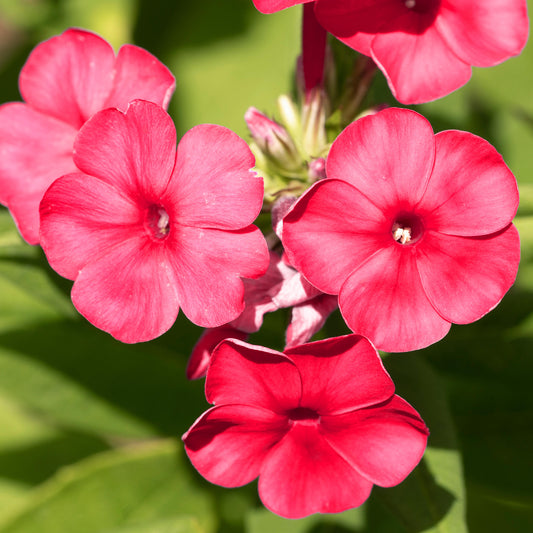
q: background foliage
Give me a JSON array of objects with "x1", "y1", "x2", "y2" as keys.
[{"x1": 0, "y1": 0, "x2": 532, "y2": 531}]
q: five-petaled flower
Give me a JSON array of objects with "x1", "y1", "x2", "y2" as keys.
[
  {"x1": 0, "y1": 28, "x2": 175, "y2": 244},
  {"x1": 39, "y1": 100, "x2": 269, "y2": 343},
  {"x1": 252, "y1": 0, "x2": 529, "y2": 104},
  {"x1": 183, "y1": 334, "x2": 429, "y2": 519},
  {"x1": 282, "y1": 107, "x2": 520, "y2": 352}
]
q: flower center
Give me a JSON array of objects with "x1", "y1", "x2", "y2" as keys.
[
  {"x1": 391, "y1": 213, "x2": 423, "y2": 245},
  {"x1": 287, "y1": 407, "x2": 320, "y2": 422},
  {"x1": 145, "y1": 204, "x2": 170, "y2": 240}
]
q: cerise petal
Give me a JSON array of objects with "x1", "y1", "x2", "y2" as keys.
[{"x1": 184, "y1": 404, "x2": 288, "y2": 487}]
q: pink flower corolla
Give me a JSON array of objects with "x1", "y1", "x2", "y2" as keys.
[
  {"x1": 252, "y1": 0, "x2": 529, "y2": 104},
  {"x1": 183, "y1": 335, "x2": 429, "y2": 519},
  {"x1": 282, "y1": 107, "x2": 520, "y2": 353},
  {"x1": 0, "y1": 28, "x2": 175, "y2": 244},
  {"x1": 39, "y1": 100, "x2": 269, "y2": 343},
  {"x1": 186, "y1": 250, "x2": 337, "y2": 379},
  {"x1": 313, "y1": 0, "x2": 529, "y2": 103}
]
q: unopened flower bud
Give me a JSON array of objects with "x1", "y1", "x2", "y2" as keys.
[
  {"x1": 302, "y1": 87, "x2": 328, "y2": 158},
  {"x1": 277, "y1": 95, "x2": 301, "y2": 141},
  {"x1": 308, "y1": 157, "x2": 327, "y2": 181},
  {"x1": 245, "y1": 107, "x2": 302, "y2": 171}
]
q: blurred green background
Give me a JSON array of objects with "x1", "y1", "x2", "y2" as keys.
[{"x1": 0, "y1": 0, "x2": 533, "y2": 532}]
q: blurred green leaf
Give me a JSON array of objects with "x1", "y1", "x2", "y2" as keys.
[
  {"x1": 376, "y1": 355, "x2": 467, "y2": 533},
  {"x1": 0, "y1": 440, "x2": 216, "y2": 533},
  {"x1": 102, "y1": 516, "x2": 205, "y2": 533},
  {"x1": 161, "y1": 2, "x2": 300, "y2": 138},
  {"x1": 0, "y1": 210, "x2": 75, "y2": 322},
  {"x1": 0, "y1": 319, "x2": 207, "y2": 439}
]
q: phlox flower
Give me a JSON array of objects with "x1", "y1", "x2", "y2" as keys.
[
  {"x1": 39, "y1": 100, "x2": 269, "y2": 343},
  {"x1": 186, "y1": 250, "x2": 337, "y2": 380},
  {"x1": 0, "y1": 28, "x2": 175, "y2": 244},
  {"x1": 183, "y1": 335, "x2": 429, "y2": 519},
  {"x1": 252, "y1": 0, "x2": 529, "y2": 104},
  {"x1": 282, "y1": 107, "x2": 520, "y2": 353}
]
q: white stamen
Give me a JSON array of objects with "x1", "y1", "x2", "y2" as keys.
[
  {"x1": 392, "y1": 223, "x2": 412, "y2": 244},
  {"x1": 157, "y1": 208, "x2": 169, "y2": 233},
  {"x1": 405, "y1": 0, "x2": 416, "y2": 8}
]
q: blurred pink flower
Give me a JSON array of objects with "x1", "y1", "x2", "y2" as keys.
[
  {"x1": 183, "y1": 335, "x2": 429, "y2": 519},
  {"x1": 282, "y1": 107, "x2": 520, "y2": 352},
  {"x1": 252, "y1": 0, "x2": 529, "y2": 104},
  {"x1": 40, "y1": 100, "x2": 268, "y2": 343},
  {"x1": 0, "y1": 28, "x2": 175, "y2": 244},
  {"x1": 314, "y1": 0, "x2": 529, "y2": 103}
]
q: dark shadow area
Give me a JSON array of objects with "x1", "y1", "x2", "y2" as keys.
[
  {"x1": 0, "y1": 430, "x2": 109, "y2": 485},
  {"x1": 0, "y1": 319, "x2": 208, "y2": 438},
  {"x1": 133, "y1": 0, "x2": 253, "y2": 57},
  {"x1": 373, "y1": 459, "x2": 455, "y2": 533}
]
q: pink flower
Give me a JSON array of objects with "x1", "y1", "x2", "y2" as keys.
[
  {"x1": 186, "y1": 251, "x2": 337, "y2": 379},
  {"x1": 39, "y1": 100, "x2": 269, "y2": 343},
  {"x1": 252, "y1": 1, "x2": 529, "y2": 104},
  {"x1": 0, "y1": 28, "x2": 175, "y2": 244},
  {"x1": 183, "y1": 335, "x2": 429, "y2": 519},
  {"x1": 282, "y1": 107, "x2": 520, "y2": 352},
  {"x1": 314, "y1": 0, "x2": 529, "y2": 103}
]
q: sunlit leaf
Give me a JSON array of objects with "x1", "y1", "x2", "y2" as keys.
[{"x1": 0, "y1": 440, "x2": 216, "y2": 533}]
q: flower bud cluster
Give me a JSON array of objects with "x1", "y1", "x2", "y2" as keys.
[{"x1": 245, "y1": 89, "x2": 332, "y2": 205}]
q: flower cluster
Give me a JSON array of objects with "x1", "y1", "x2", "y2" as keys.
[{"x1": 0, "y1": 1, "x2": 526, "y2": 519}]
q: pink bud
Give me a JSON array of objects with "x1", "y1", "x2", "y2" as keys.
[{"x1": 245, "y1": 107, "x2": 302, "y2": 170}]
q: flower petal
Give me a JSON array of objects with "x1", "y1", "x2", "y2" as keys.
[
  {"x1": 282, "y1": 179, "x2": 388, "y2": 294},
  {"x1": 73, "y1": 100, "x2": 176, "y2": 199},
  {"x1": 259, "y1": 422, "x2": 373, "y2": 519},
  {"x1": 416, "y1": 226, "x2": 520, "y2": 324},
  {"x1": 104, "y1": 44, "x2": 175, "y2": 111},
  {"x1": 166, "y1": 125, "x2": 263, "y2": 230},
  {"x1": 183, "y1": 404, "x2": 288, "y2": 487},
  {"x1": 206, "y1": 339, "x2": 301, "y2": 412},
  {"x1": 252, "y1": 0, "x2": 310, "y2": 14},
  {"x1": 169, "y1": 224, "x2": 269, "y2": 328},
  {"x1": 418, "y1": 130, "x2": 519, "y2": 236},
  {"x1": 71, "y1": 236, "x2": 180, "y2": 343},
  {"x1": 186, "y1": 327, "x2": 249, "y2": 381},
  {"x1": 39, "y1": 173, "x2": 141, "y2": 280},
  {"x1": 339, "y1": 245, "x2": 451, "y2": 352},
  {"x1": 315, "y1": 0, "x2": 409, "y2": 39},
  {"x1": 285, "y1": 294, "x2": 338, "y2": 348},
  {"x1": 230, "y1": 251, "x2": 285, "y2": 333},
  {"x1": 370, "y1": 22, "x2": 471, "y2": 104},
  {"x1": 322, "y1": 395, "x2": 428, "y2": 487},
  {"x1": 0, "y1": 103, "x2": 77, "y2": 244},
  {"x1": 326, "y1": 108, "x2": 436, "y2": 208},
  {"x1": 19, "y1": 29, "x2": 115, "y2": 129},
  {"x1": 285, "y1": 335, "x2": 395, "y2": 414},
  {"x1": 437, "y1": 0, "x2": 529, "y2": 67}
]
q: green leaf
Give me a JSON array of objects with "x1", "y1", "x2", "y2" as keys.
[
  {"x1": 377, "y1": 354, "x2": 468, "y2": 533},
  {"x1": 161, "y1": 2, "x2": 300, "y2": 139},
  {"x1": 0, "y1": 391, "x2": 111, "y2": 523},
  {"x1": 246, "y1": 507, "x2": 368, "y2": 533},
  {"x1": 0, "y1": 440, "x2": 216, "y2": 533},
  {"x1": 0, "y1": 210, "x2": 75, "y2": 322},
  {"x1": 102, "y1": 516, "x2": 205, "y2": 533},
  {"x1": 0, "y1": 318, "x2": 207, "y2": 439}
]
